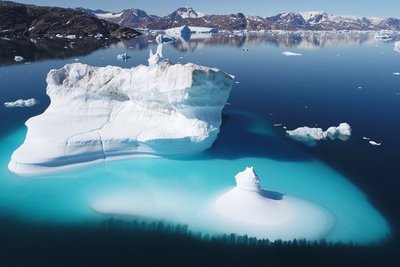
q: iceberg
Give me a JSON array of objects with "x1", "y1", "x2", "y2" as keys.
[
  {"x1": 369, "y1": 141, "x2": 381, "y2": 146},
  {"x1": 286, "y1": 122, "x2": 351, "y2": 145},
  {"x1": 155, "y1": 34, "x2": 176, "y2": 44},
  {"x1": 14, "y1": 56, "x2": 24, "y2": 62},
  {"x1": 395, "y1": 41, "x2": 400, "y2": 53},
  {"x1": 4, "y1": 98, "x2": 39, "y2": 108},
  {"x1": 165, "y1": 25, "x2": 218, "y2": 39},
  {"x1": 282, "y1": 51, "x2": 302, "y2": 56},
  {"x1": 116, "y1": 53, "x2": 130, "y2": 61},
  {"x1": 215, "y1": 167, "x2": 333, "y2": 238},
  {"x1": 9, "y1": 44, "x2": 234, "y2": 175}
]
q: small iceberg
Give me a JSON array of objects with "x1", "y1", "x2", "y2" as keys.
[
  {"x1": 14, "y1": 56, "x2": 24, "y2": 62},
  {"x1": 4, "y1": 98, "x2": 39, "y2": 108},
  {"x1": 155, "y1": 34, "x2": 176, "y2": 44},
  {"x1": 395, "y1": 41, "x2": 400, "y2": 53},
  {"x1": 215, "y1": 167, "x2": 333, "y2": 237},
  {"x1": 282, "y1": 51, "x2": 302, "y2": 57},
  {"x1": 369, "y1": 141, "x2": 381, "y2": 146},
  {"x1": 116, "y1": 53, "x2": 130, "y2": 61},
  {"x1": 286, "y1": 122, "x2": 351, "y2": 145},
  {"x1": 393, "y1": 72, "x2": 400, "y2": 76}
]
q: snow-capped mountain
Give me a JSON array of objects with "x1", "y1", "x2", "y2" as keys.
[
  {"x1": 78, "y1": 7, "x2": 400, "y2": 31},
  {"x1": 173, "y1": 7, "x2": 205, "y2": 19}
]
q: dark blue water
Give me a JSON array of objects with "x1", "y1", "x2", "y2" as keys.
[{"x1": 0, "y1": 33, "x2": 399, "y2": 265}]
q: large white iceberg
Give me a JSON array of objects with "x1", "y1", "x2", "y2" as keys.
[
  {"x1": 286, "y1": 122, "x2": 351, "y2": 145},
  {"x1": 9, "y1": 44, "x2": 234, "y2": 174}
]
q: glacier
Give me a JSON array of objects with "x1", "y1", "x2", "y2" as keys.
[{"x1": 8, "y1": 44, "x2": 234, "y2": 175}]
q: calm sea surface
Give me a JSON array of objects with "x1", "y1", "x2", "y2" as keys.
[{"x1": 0, "y1": 32, "x2": 399, "y2": 265}]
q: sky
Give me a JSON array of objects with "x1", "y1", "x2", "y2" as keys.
[{"x1": 14, "y1": 0, "x2": 400, "y2": 18}]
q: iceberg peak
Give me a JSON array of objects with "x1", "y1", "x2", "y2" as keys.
[
  {"x1": 148, "y1": 44, "x2": 169, "y2": 67},
  {"x1": 235, "y1": 167, "x2": 261, "y2": 192}
]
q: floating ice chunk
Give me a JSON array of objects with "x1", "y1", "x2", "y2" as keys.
[
  {"x1": 4, "y1": 98, "x2": 39, "y2": 108},
  {"x1": 362, "y1": 137, "x2": 371, "y2": 140},
  {"x1": 14, "y1": 56, "x2": 24, "y2": 62},
  {"x1": 394, "y1": 41, "x2": 400, "y2": 53},
  {"x1": 55, "y1": 34, "x2": 63, "y2": 38},
  {"x1": 148, "y1": 44, "x2": 169, "y2": 67},
  {"x1": 155, "y1": 34, "x2": 176, "y2": 44},
  {"x1": 165, "y1": 25, "x2": 192, "y2": 39},
  {"x1": 66, "y1": 34, "x2": 76, "y2": 40},
  {"x1": 273, "y1": 123, "x2": 283, "y2": 127},
  {"x1": 215, "y1": 167, "x2": 333, "y2": 237},
  {"x1": 282, "y1": 51, "x2": 302, "y2": 56},
  {"x1": 94, "y1": 33, "x2": 103, "y2": 39},
  {"x1": 369, "y1": 141, "x2": 381, "y2": 146},
  {"x1": 116, "y1": 53, "x2": 130, "y2": 61},
  {"x1": 393, "y1": 72, "x2": 400, "y2": 76},
  {"x1": 9, "y1": 45, "x2": 234, "y2": 174},
  {"x1": 286, "y1": 122, "x2": 351, "y2": 145}
]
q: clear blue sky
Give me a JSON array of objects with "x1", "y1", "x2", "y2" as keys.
[{"x1": 14, "y1": 0, "x2": 400, "y2": 18}]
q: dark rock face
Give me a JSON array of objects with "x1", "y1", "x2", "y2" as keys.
[
  {"x1": 0, "y1": 1, "x2": 141, "y2": 39},
  {"x1": 83, "y1": 6, "x2": 400, "y2": 31}
]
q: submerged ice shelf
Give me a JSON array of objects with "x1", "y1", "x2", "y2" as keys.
[
  {"x1": 92, "y1": 166, "x2": 334, "y2": 241},
  {"x1": 215, "y1": 167, "x2": 333, "y2": 236},
  {"x1": 9, "y1": 44, "x2": 234, "y2": 174}
]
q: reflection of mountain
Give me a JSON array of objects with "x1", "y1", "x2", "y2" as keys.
[
  {"x1": 119, "y1": 32, "x2": 384, "y2": 53},
  {"x1": 0, "y1": 38, "x2": 109, "y2": 66},
  {"x1": 82, "y1": 7, "x2": 400, "y2": 31}
]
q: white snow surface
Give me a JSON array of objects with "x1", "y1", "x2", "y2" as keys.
[
  {"x1": 286, "y1": 123, "x2": 351, "y2": 145},
  {"x1": 9, "y1": 45, "x2": 234, "y2": 174},
  {"x1": 4, "y1": 98, "x2": 39, "y2": 108},
  {"x1": 282, "y1": 51, "x2": 302, "y2": 56}
]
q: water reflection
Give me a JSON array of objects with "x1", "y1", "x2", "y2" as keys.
[
  {"x1": 123, "y1": 31, "x2": 390, "y2": 53},
  {"x1": 0, "y1": 31, "x2": 397, "y2": 66},
  {"x1": 0, "y1": 37, "x2": 114, "y2": 66}
]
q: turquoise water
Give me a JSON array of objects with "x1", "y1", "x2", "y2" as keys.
[{"x1": 0, "y1": 33, "x2": 398, "y2": 244}]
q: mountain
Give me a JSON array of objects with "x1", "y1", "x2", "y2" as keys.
[
  {"x1": 81, "y1": 7, "x2": 400, "y2": 31},
  {"x1": 0, "y1": 1, "x2": 141, "y2": 39}
]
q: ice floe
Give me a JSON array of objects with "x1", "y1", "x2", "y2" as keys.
[
  {"x1": 394, "y1": 41, "x2": 400, "y2": 53},
  {"x1": 116, "y1": 53, "x2": 130, "y2": 61},
  {"x1": 9, "y1": 44, "x2": 234, "y2": 174},
  {"x1": 369, "y1": 141, "x2": 381, "y2": 146},
  {"x1": 14, "y1": 56, "x2": 24, "y2": 62},
  {"x1": 4, "y1": 98, "x2": 39, "y2": 108},
  {"x1": 282, "y1": 51, "x2": 302, "y2": 56},
  {"x1": 286, "y1": 122, "x2": 351, "y2": 145}
]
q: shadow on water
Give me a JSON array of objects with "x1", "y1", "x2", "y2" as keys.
[
  {"x1": 260, "y1": 189, "x2": 284, "y2": 200},
  {"x1": 0, "y1": 215, "x2": 397, "y2": 267},
  {"x1": 201, "y1": 110, "x2": 313, "y2": 162},
  {"x1": 0, "y1": 37, "x2": 113, "y2": 66}
]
